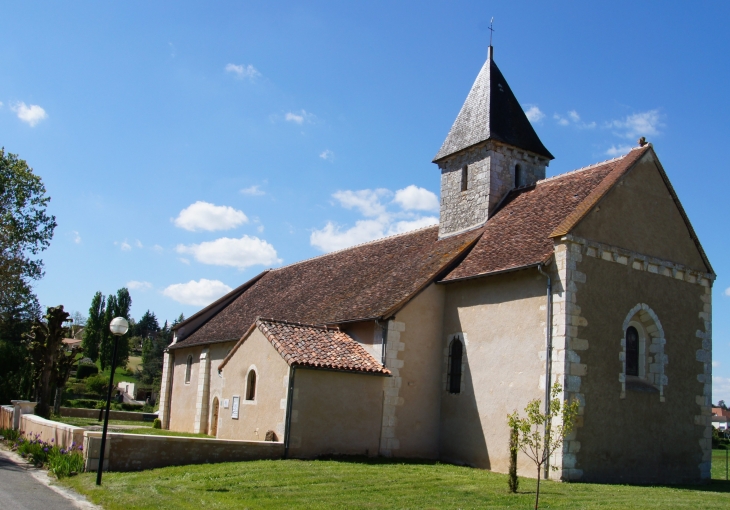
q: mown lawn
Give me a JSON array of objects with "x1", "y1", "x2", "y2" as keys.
[
  {"x1": 54, "y1": 416, "x2": 208, "y2": 438},
  {"x1": 60, "y1": 455, "x2": 730, "y2": 509}
]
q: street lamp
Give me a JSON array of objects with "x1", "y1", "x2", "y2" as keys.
[{"x1": 96, "y1": 317, "x2": 129, "y2": 486}]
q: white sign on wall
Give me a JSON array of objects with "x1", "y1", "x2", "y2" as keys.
[
  {"x1": 231, "y1": 396, "x2": 240, "y2": 419},
  {"x1": 223, "y1": 398, "x2": 230, "y2": 409}
]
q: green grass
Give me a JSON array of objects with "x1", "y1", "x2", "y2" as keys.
[
  {"x1": 59, "y1": 457, "x2": 730, "y2": 509},
  {"x1": 51, "y1": 416, "x2": 207, "y2": 438},
  {"x1": 714, "y1": 449, "x2": 730, "y2": 481}
]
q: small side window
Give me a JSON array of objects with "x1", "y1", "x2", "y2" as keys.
[
  {"x1": 461, "y1": 165, "x2": 469, "y2": 192},
  {"x1": 515, "y1": 164, "x2": 522, "y2": 188},
  {"x1": 185, "y1": 355, "x2": 193, "y2": 384},
  {"x1": 246, "y1": 369, "x2": 257, "y2": 401},
  {"x1": 625, "y1": 326, "x2": 639, "y2": 377},
  {"x1": 448, "y1": 338, "x2": 463, "y2": 394}
]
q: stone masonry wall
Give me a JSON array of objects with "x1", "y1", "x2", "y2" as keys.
[{"x1": 437, "y1": 140, "x2": 548, "y2": 238}]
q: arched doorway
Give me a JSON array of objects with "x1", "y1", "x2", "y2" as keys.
[{"x1": 210, "y1": 397, "x2": 219, "y2": 437}]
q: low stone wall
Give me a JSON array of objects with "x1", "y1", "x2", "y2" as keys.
[
  {"x1": 60, "y1": 407, "x2": 155, "y2": 422},
  {"x1": 0, "y1": 406, "x2": 13, "y2": 430},
  {"x1": 20, "y1": 414, "x2": 85, "y2": 449},
  {"x1": 84, "y1": 431, "x2": 284, "y2": 472}
]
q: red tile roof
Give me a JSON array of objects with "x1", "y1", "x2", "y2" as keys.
[
  {"x1": 441, "y1": 146, "x2": 651, "y2": 282},
  {"x1": 219, "y1": 318, "x2": 390, "y2": 375},
  {"x1": 171, "y1": 226, "x2": 482, "y2": 349}
]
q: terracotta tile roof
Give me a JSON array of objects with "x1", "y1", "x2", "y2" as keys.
[
  {"x1": 441, "y1": 146, "x2": 651, "y2": 282},
  {"x1": 219, "y1": 318, "x2": 389, "y2": 375},
  {"x1": 171, "y1": 226, "x2": 482, "y2": 349}
]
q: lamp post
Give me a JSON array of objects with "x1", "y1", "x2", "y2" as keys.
[{"x1": 96, "y1": 316, "x2": 129, "y2": 486}]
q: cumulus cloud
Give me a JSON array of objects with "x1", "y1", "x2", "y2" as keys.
[
  {"x1": 713, "y1": 376, "x2": 730, "y2": 407},
  {"x1": 605, "y1": 144, "x2": 634, "y2": 157},
  {"x1": 310, "y1": 185, "x2": 440, "y2": 252},
  {"x1": 394, "y1": 185, "x2": 439, "y2": 212},
  {"x1": 284, "y1": 110, "x2": 315, "y2": 125},
  {"x1": 127, "y1": 280, "x2": 152, "y2": 291},
  {"x1": 320, "y1": 149, "x2": 334, "y2": 160},
  {"x1": 12, "y1": 102, "x2": 47, "y2": 127},
  {"x1": 120, "y1": 240, "x2": 132, "y2": 251},
  {"x1": 240, "y1": 185, "x2": 265, "y2": 196},
  {"x1": 608, "y1": 109, "x2": 663, "y2": 139},
  {"x1": 163, "y1": 279, "x2": 233, "y2": 307},
  {"x1": 173, "y1": 201, "x2": 248, "y2": 232},
  {"x1": 225, "y1": 63, "x2": 260, "y2": 80},
  {"x1": 554, "y1": 110, "x2": 596, "y2": 129},
  {"x1": 176, "y1": 235, "x2": 280, "y2": 269},
  {"x1": 524, "y1": 105, "x2": 545, "y2": 123}
]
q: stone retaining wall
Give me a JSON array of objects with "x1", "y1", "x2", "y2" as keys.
[
  {"x1": 84, "y1": 431, "x2": 284, "y2": 472},
  {"x1": 19, "y1": 414, "x2": 85, "y2": 449}
]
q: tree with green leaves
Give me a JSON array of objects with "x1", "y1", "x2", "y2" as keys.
[
  {"x1": 507, "y1": 383, "x2": 580, "y2": 510},
  {"x1": 25, "y1": 306, "x2": 72, "y2": 418},
  {"x1": 98, "y1": 288, "x2": 132, "y2": 371},
  {"x1": 0, "y1": 148, "x2": 56, "y2": 318},
  {"x1": 82, "y1": 292, "x2": 105, "y2": 362}
]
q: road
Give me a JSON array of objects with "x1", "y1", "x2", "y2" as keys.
[{"x1": 0, "y1": 448, "x2": 98, "y2": 510}]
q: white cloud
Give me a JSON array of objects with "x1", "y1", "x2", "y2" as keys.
[
  {"x1": 173, "y1": 201, "x2": 248, "y2": 232},
  {"x1": 72, "y1": 231, "x2": 81, "y2": 244},
  {"x1": 176, "y1": 235, "x2": 280, "y2": 269},
  {"x1": 713, "y1": 361, "x2": 721, "y2": 368},
  {"x1": 163, "y1": 279, "x2": 233, "y2": 307},
  {"x1": 311, "y1": 185, "x2": 440, "y2": 252},
  {"x1": 608, "y1": 109, "x2": 663, "y2": 139},
  {"x1": 554, "y1": 110, "x2": 596, "y2": 129},
  {"x1": 135, "y1": 239, "x2": 143, "y2": 248},
  {"x1": 713, "y1": 376, "x2": 730, "y2": 407},
  {"x1": 127, "y1": 280, "x2": 152, "y2": 291},
  {"x1": 240, "y1": 185, "x2": 265, "y2": 196},
  {"x1": 554, "y1": 114, "x2": 570, "y2": 126},
  {"x1": 120, "y1": 240, "x2": 132, "y2": 251},
  {"x1": 725, "y1": 287, "x2": 730, "y2": 296},
  {"x1": 320, "y1": 149, "x2": 334, "y2": 160},
  {"x1": 524, "y1": 105, "x2": 545, "y2": 123},
  {"x1": 605, "y1": 144, "x2": 634, "y2": 157},
  {"x1": 179, "y1": 258, "x2": 190, "y2": 265},
  {"x1": 568, "y1": 110, "x2": 581, "y2": 122},
  {"x1": 257, "y1": 225, "x2": 264, "y2": 233},
  {"x1": 285, "y1": 112, "x2": 304, "y2": 124},
  {"x1": 225, "y1": 63, "x2": 260, "y2": 80},
  {"x1": 153, "y1": 244, "x2": 163, "y2": 253},
  {"x1": 0, "y1": 101, "x2": 3, "y2": 108},
  {"x1": 284, "y1": 110, "x2": 315, "y2": 125},
  {"x1": 394, "y1": 185, "x2": 439, "y2": 212},
  {"x1": 12, "y1": 102, "x2": 47, "y2": 127}
]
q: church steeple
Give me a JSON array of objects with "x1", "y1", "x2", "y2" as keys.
[
  {"x1": 434, "y1": 46, "x2": 553, "y2": 163},
  {"x1": 434, "y1": 46, "x2": 553, "y2": 238}
]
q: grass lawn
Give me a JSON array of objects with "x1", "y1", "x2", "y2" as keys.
[
  {"x1": 52, "y1": 416, "x2": 208, "y2": 438},
  {"x1": 60, "y1": 456, "x2": 730, "y2": 509},
  {"x1": 714, "y1": 449, "x2": 730, "y2": 481},
  {"x1": 53, "y1": 416, "x2": 154, "y2": 428}
]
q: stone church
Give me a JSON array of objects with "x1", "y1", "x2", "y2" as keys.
[{"x1": 158, "y1": 45, "x2": 715, "y2": 484}]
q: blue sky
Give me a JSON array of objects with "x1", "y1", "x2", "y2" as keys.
[{"x1": 1, "y1": 2, "x2": 729, "y2": 402}]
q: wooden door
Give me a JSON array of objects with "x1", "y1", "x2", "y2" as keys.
[{"x1": 211, "y1": 397, "x2": 219, "y2": 437}]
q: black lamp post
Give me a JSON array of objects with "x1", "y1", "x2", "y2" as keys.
[{"x1": 96, "y1": 316, "x2": 129, "y2": 486}]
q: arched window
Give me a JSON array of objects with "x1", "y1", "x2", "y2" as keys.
[
  {"x1": 515, "y1": 164, "x2": 522, "y2": 188},
  {"x1": 246, "y1": 369, "x2": 257, "y2": 401},
  {"x1": 448, "y1": 338, "x2": 463, "y2": 394},
  {"x1": 185, "y1": 355, "x2": 193, "y2": 384},
  {"x1": 461, "y1": 165, "x2": 469, "y2": 192},
  {"x1": 625, "y1": 326, "x2": 639, "y2": 376}
]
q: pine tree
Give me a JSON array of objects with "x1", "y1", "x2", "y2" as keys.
[{"x1": 82, "y1": 292, "x2": 104, "y2": 362}]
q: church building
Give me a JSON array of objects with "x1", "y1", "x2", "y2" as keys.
[{"x1": 158, "y1": 45, "x2": 715, "y2": 484}]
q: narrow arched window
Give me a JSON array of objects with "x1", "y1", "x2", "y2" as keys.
[
  {"x1": 448, "y1": 338, "x2": 463, "y2": 394},
  {"x1": 515, "y1": 164, "x2": 522, "y2": 188},
  {"x1": 246, "y1": 369, "x2": 257, "y2": 401},
  {"x1": 626, "y1": 326, "x2": 639, "y2": 376},
  {"x1": 461, "y1": 165, "x2": 469, "y2": 192},
  {"x1": 185, "y1": 355, "x2": 193, "y2": 383}
]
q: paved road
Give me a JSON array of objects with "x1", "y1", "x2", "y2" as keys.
[{"x1": 0, "y1": 448, "x2": 98, "y2": 510}]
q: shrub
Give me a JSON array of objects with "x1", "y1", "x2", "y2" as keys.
[
  {"x1": 65, "y1": 399, "x2": 103, "y2": 409},
  {"x1": 85, "y1": 374, "x2": 108, "y2": 395},
  {"x1": 153, "y1": 418, "x2": 162, "y2": 429},
  {"x1": 76, "y1": 363, "x2": 99, "y2": 379},
  {"x1": 0, "y1": 427, "x2": 20, "y2": 442},
  {"x1": 14, "y1": 433, "x2": 84, "y2": 477}
]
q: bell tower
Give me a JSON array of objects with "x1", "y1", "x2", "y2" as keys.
[{"x1": 434, "y1": 46, "x2": 553, "y2": 238}]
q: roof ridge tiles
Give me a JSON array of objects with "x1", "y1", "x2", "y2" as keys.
[
  {"x1": 536, "y1": 147, "x2": 643, "y2": 184},
  {"x1": 269, "y1": 224, "x2": 439, "y2": 272}
]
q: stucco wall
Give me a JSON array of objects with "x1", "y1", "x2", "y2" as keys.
[
  {"x1": 1, "y1": 406, "x2": 13, "y2": 430},
  {"x1": 167, "y1": 345, "x2": 203, "y2": 433},
  {"x1": 84, "y1": 431, "x2": 283, "y2": 472},
  {"x1": 572, "y1": 152, "x2": 708, "y2": 272},
  {"x1": 20, "y1": 414, "x2": 85, "y2": 449},
  {"x1": 217, "y1": 329, "x2": 289, "y2": 442},
  {"x1": 572, "y1": 252, "x2": 708, "y2": 483},
  {"x1": 288, "y1": 368, "x2": 384, "y2": 458},
  {"x1": 440, "y1": 268, "x2": 546, "y2": 473},
  {"x1": 387, "y1": 283, "x2": 446, "y2": 459}
]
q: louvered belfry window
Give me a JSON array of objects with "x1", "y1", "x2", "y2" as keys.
[
  {"x1": 448, "y1": 338, "x2": 463, "y2": 394},
  {"x1": 626, "y1": 326, "x2": 639, "y2": 376}
]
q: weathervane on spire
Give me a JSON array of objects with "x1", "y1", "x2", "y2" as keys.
[{"x1": 488, "y1": 17, "x2": 495, "y2": 47}]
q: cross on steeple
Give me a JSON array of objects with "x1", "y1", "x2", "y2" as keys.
[{"x1": 488, "y1": 17, "x2": 495, "y2": 47}]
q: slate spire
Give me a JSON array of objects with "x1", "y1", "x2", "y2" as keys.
[{"x1": 433, "y1": 46, "x2": 553, "y2": 162}]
